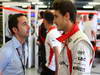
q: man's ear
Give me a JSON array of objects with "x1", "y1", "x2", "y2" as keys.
[
  {"x1": 64, "y1": 12, "x2": 70, "y2": 21},
  {"x1": 12, "y1": 27, "x2": 17, "y2": 34}
]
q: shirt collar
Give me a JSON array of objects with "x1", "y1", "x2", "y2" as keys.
[
  {"x1": 57, "y1": 24, "x2": 79, "y2": 43},
  {"x1": 47, "y1": 25, "x2": 57, "y2": 33},
  {"x1": 12, "y1": 36, "x2": 22, "y2": 49}
]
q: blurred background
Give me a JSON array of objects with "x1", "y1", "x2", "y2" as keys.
[{"x1": 0, "y1": 0, "x2": 100, "y2": 75}]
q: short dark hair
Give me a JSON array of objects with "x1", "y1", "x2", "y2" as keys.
[
  {"x1": 43, "y1": 11, "x2": 54, "y2": 24},
  {"x1": 53, "y1": 0, "x2": 77, "y2": 24},
  {"x1": 8, "y1": 13, "x2": 26, "y2": 35},
  {"x1": 88, "y1": 13, "x2": 94, "y2": 20},
  {"x1": 40, "y1": 11, "x2": 44, "y2": 18}
]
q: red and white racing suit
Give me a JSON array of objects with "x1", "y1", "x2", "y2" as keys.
[
  {"x1": 45, "y1": 25, "x2": 62, "y2": 71},
  {"x1": 57, "y1": 25, "x2": 95, "y2": 75}
]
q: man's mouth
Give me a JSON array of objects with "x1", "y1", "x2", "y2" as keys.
[{"x1": 26, "y1": 30, "x2": 30, "y2": 33}]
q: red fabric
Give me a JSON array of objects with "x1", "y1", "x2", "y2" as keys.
[
  {"x1": 0, "y1": 6, "x2": 28, "y2": 13},
  {"x1": 57, "y1": 25, "x2": 95, "y2": 74},
  {"x1": 93, "y1": 46, "x2": 97, "y2": 51},
  {"x1": 40, "y1": 36, "x2": 45, "y2": 43},
  {"x1": 38, "y1": 23, "x2": 46, "y2": 44},
  {"x1": 66, "y1": 46, "x2": 72, "y2": 75},
  {"x1": 57, "y1": 25, "x2": 79, "y2": 43},
  {"x1": 48, "y1": 44, "x2": 54, "y2": 66},
  {"x1": 77, "y1": 12, "x2": 98, "y2": 15},
  {"x1": 48, "y1": 26, "x2": 57, "y2": 33},
  {"x1": 39, "y1": 31, "x2": 45, "y2": 43},
  {"x1": 93, "y1": 40, "x2": 100, "y2": 51},
  {"x1": 47, "y1": 26, "x2": 57, "y2": 66},
  {"x1": 57, "y1": 25, "x2": 79, "y2": 74}
]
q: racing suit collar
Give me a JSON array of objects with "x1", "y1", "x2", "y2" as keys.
[
  {"x1": 57, "y1": 24, "x2": 79, "y2": 43},
  {"x1": 47, "y1": 25, "x2": 57, "y2": 33}
]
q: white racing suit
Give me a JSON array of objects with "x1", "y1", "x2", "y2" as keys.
[{"x1": 58, "y1": 30, "x2": 95, "y2": 75}]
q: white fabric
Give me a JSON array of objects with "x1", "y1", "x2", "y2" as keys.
[
  {"x1": 45, "y1": 27, "x2": 62, "y2": 71},
  {"x1": 78, "y1": 21, "x2": 84, "y2": 31},
  {"x1": 58, "y1": 31, "x2": 94, "y2": 75},
  {"x1": 83, "y1": 20, "x2": 97, "y2": 41}
]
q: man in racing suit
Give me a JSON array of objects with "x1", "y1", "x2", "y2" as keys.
[
  {"x1": 53, "y1": 1, "x2": 95, "y2": 75},
  {"x1": 41, "y1": 11, "x2": 62, "y2": 75}
]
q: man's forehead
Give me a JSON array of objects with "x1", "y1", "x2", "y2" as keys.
[
  {"x1": 54, "y1": 10, "x2": 60, "y2": 15},
  {"x1": 18, "y1": 16, "x2": 27, "y2": 20},
  {"x1": 18, "y1": 16, "x2": 27, "y2": 23}
]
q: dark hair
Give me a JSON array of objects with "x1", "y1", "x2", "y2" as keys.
[
  {"x1": 8, "y1": 13, "x2": 26, "y2": 35},
  {"x1": 53, "y1": 0, "x2": 77, "y2": 24},
  {"x1": 88, "y1": 13, "x2": 94, "y2": 20},
  {"x1": 40, "y1": 11, "x2": 44, "y2": 18},
  {"x1": 43, "y1": 11, "x2": 54, "y2": 24}
]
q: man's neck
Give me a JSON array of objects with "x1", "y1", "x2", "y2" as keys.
[
  {"x1": 65, "y1": 21, "x2": 73, "y2": 34},
  {"x1": 15, "y1": 35, "x2": 25, "y2": 45},
  {"x1": 47, "y1": 24, "x2": 52, "y2": 31}
]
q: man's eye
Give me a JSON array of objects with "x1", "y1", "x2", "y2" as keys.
[
  {"x1": 54, "y1": 16, "x2": 57, "y2": 18},
  {"x1": 23, "y1": 22, "x2": 28, "y2": 26}
]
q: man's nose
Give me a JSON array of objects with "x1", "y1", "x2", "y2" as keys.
[
  {"x1": 53, "y1": 18, "x2": 56, "y2": 24},
  {"x1": 27, "y1": 24, "x2": 30, "y2": 30}
]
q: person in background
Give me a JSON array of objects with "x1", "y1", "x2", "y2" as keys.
[
  {"x1": 53, "y1": 0, "x2": 95, "y2": 75},
  {"x1": 83, "y1": 13, "x2": 97, "y2": 49},
  {"x1": 37, "y1": 11, "x2": 44, "y2": 27},
  {"x1": 37, "y1": 11, "x2": 47, "y2": 73},
  {"x1": 83, "y1": 15, "x2": 88, "y2": 23},
  {"x1": 0, "y1": 14, "x2": 30, "y2": 75},
  {"x1": 76, "y1": 15, "x2": 84, "y2": 31},
  {"x1": 40, "y1": 11, "x2": 62, "y2": 75},
  {"x1": 83, "y1": 13, "x2": 97, "y2": 68}
]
